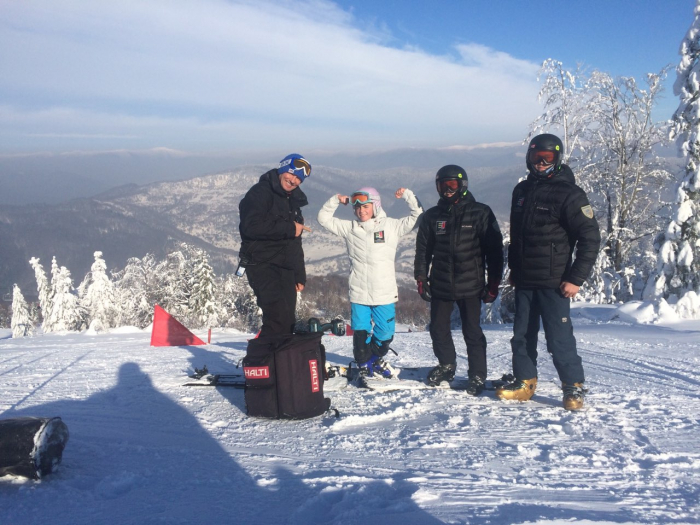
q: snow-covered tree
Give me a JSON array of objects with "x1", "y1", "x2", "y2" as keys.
[
  {"x1": 47, "y1": 265, "x2": 85, "y2": 332},
  {"x1": 527, "y1": 59, "x2": 588, "y2": 163},
  {"x1": 152, "y1": 245, "x2": 197, "y2": 321},
  {"x1": 189, "y1": 249, "x2": 220, "y2": 328},
  {"x1": 29, "y1": 257, "x2": 52, "y2": 325},
  {"x1": 217, "y1": 273, "x2": 260, "y2": 332},
  {"x1": 111, "y1": 245, "x2": 222, "y2": 329},
  {"x1": 579, "y1": 70, "x2": 671, "y2": 281},
  {"x1": 645, "y1": 1, "x2": 700, "y2": 313},
  {"x1": 530, "y1": 62, "x2": 673, "y2": 302},
  {"x1": 80, "y1": 251, "x2": 118, "y2": 332},
  {"x1": 11, "y1": 284, "x2": 32, "y2": 338},
  {"x1": 113, "y1": 254, "x2": 159, "y2": 328},
  {"x1": 44, "y1": 256, "x2": 62, "y2": 331}
]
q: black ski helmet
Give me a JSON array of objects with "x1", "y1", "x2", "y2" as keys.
[
  {"x1": 435, "y1": 165, "x2": 468, "y2": 203},
  {"x1": 526, "y1": 133, "x2": 563, "y2": 178}
]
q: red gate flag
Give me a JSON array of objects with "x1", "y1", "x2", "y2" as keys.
[{"x1": 150, "y1": 305, "x2": 205, "y2": 347}]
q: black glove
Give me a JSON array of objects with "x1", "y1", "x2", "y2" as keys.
[
  {"x1": 417, "y1": 277, "x2": 432, "y2": 302},
  {"x1": 481, "y1": 281, "x2": 500, "y2": 304}
]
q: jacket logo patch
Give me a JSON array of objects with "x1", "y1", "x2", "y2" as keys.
[
  {"x1": 244, "y1": 366, "x2": 270, "y2": 379},
  {"x1": 517, "y1": 197, "x2": 525, "y2": 207},
  {"x1": 461, "y1": 224, "x2": 473, "y2": 229},
  {"x1": 374, "y1": 231, "x2": 385, "y2": 243},
  {"x1": 436, "y1": 221, "x2": 447, "y2": 234},
  {"x1": 581, "y1": 205, "x2": 594, "y2": 219},
  {"x1": 309, "y1": 360, "x2": 320, "y2": 392}
]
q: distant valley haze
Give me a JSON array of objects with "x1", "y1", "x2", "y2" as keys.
[
  {"x1": 0, "y1": 143, "x2": 529, "y2": 297},
  {"x1": 0, "y1": 143, "x2": 525, "y2": 205}
]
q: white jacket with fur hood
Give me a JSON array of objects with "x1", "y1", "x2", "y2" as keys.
[{"x1": 317, "y1": 189, "x2": 423, "y2": 305}]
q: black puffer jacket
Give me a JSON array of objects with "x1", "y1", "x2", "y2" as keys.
[
  {"x1": 414, "y1": 192, "x2": 504, "y2": 300},
  {"x1": 239, "y1": 169, "x2": 307, "y2": 284},
  {"x1": 508, "y1": 164, "x2": 600, "y2": 289}
]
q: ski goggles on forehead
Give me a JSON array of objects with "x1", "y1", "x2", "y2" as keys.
[
  {"x1": 291, "y1": 157, "x2": 311, "y2": 177},
  {"x1": 528, "y1": 150, "x2": 556, "y2": 165},
  {"x1": 438, "y1": 179, "x2": 460, "y2": 193},
  {"x1": 350, "y1": 191, "x2": 373, "y2": 206},
  {"x1": 279, "y1": 156, "x2": 312, "y2": 180}
]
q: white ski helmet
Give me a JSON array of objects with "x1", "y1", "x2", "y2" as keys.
[{"x1": 351, "y1": 187, "x2": 382, "y2": 217}]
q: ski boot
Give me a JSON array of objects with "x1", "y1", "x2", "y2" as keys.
[
  {"x1": 427, "y1": 363, "x2": 456, "y2": 386},
  {"x1": 358, "y1": 355, "x2": 395, "y2": 379},
  {"x1": 562, "y1": 382, "x2": 585, "y2": 411},
  {"x1": 465, "y1": 375, "x2": 485, "y2": 396},
  {"x1": 495, "y1": 377, "x2": 537, "y2": 401},
  {"x1": 369, "y1": 355, "x2": 395, "y2": 378}
]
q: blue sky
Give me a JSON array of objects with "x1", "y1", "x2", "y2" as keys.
[{"x1": 0, "y1": 0, "x2": 695, "y2": 159}]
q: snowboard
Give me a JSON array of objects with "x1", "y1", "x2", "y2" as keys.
[
  {"x1": 182, "y1": 366, "x2": 510, "y2": 394},
  {"x1": 349, "y1": 367, "x2": 510, "y2": 393}
]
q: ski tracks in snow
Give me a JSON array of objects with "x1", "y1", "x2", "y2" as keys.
[{"x1": 0, "y1": 321, "x2": 699, "y2": 524}]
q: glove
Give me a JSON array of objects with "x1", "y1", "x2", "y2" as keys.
[
  {"x1": 481, "y1": 281, "x2": 500, "y2": 304},
  {"x1": 416, "y1": 277, "x2": 432, "y2": 302}
]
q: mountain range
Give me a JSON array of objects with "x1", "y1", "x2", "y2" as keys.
[{"x1": 0, "y1": 147, "x2": 525, "y2": 297}]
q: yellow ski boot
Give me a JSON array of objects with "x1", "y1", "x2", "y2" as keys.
[
  {"x1": 495, "y1": 378, "x2": 537, "y2": 401},
  {"x1": 562, "y1": 383, "x2": 585, "y2": 410}
]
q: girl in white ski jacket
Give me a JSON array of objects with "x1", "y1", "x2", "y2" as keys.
[{"x1": 317, "y1": 187, "x2": 422, "y2": 376}]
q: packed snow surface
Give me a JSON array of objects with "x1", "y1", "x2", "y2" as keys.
[{"x1": 1, "y1": 304, "x2": 699, "y2": 525}]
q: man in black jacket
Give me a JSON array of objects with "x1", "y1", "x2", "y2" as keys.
[
  {"x1": 414, "y1": 165, "x2": 504, "y2": 395},
  {"x1": 238, "y1": 153, "x2": 311, "y2": 336},
  {"x1": 496, "y1": 134, "x2": 600, "y2": 410}
]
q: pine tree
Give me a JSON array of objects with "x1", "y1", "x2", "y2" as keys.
[
  {"x1": 113, "y1": 254, "x2": 159, "y2": 329},
  {"x1": 645, "y1": 1, "x2": 700, "y2": 316},
  {"x1": 47, "y1": 265, "x2": 85, "y2": 332},
  {"x1": 218, "y1": 274, "x2": 260, "y2": 332},
  {"x1": 189, "y1": 249, "x2": 220, "y2": 328},
  {"x1": 11, "y1": 284, "x2": 32, "y2": 338},
  {"x1": 154, "y1": 246, "x2": 194, "y2": 320},
  {"x1": 80, "y1": 251, "x2": 118, "y2": 332},
  {"x1": 44, "y1": 256, "x2": 62, "y2": 332},
  {"x1": 29, "y1": 257, "x2": 52, "y2": 327}
]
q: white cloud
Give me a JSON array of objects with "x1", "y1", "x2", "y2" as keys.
[{"x1": 0, "y1": 0, "x2": 542, "y2": 153}]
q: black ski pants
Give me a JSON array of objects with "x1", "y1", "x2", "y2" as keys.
[
  {"x1": 246, "y1": 264, "x2": 297, "y2": 337},
  {"x1": 510, "y1": 288, "x2": 584, "y2": 384},
  {"x1": 429, "y1": 297, "x2": 487, "y2": 379}
]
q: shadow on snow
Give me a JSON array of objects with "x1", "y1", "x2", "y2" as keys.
[{"x1": 0, "y1": 361, "x2": 444, "y2": 525}]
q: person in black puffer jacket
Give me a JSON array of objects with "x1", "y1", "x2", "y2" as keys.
[
  {"x1": 238, "y1": 153, "x2": 311, "y2": 336},
  {"x1": 495, "y1": 134, "x2": 601, "y2": 411},
  {"x1": 414, "y1": 165, "x2": 504, "y2": 395}
]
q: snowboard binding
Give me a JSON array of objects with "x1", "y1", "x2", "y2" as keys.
[{"x1": 308, "y1": 317, "x2": 346, "y2": 336}]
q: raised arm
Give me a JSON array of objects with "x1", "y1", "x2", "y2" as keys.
[
  {"x1": 317, "y1": 194, "x2": 352, "y2": 237},
  {"x1": 395, "y1": 188, "x2": 424, "y2": 236}
]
